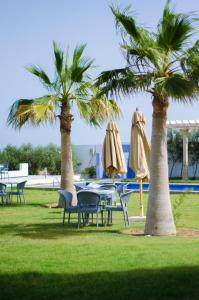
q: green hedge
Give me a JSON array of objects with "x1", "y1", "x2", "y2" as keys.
[{"x1": 0, "y1": 143, "x2": 79, "y2": 175}]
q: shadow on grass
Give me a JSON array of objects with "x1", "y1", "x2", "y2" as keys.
[
  {"x1": 0, "y1": 267, "x2": 199, "y2": 300},
  {"x1": 0, "y1": 221, "x2": 123, "y2": 240}
]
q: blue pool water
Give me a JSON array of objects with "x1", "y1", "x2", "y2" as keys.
[{"x1": 126, "y1": 183, "x2": 199, "y2": 192}]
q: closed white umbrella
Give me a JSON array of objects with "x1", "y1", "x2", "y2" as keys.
[
  {"x1": 102, "y1": 121, "x2": 127, "y2": 182},
  {"x1": 129, "y1": 110, "x2": 150, "y2": 216}
]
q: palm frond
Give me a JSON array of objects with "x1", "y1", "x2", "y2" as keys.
[
  {"x1": 90, "y1": 96, "x2": 120, "y2": 124},
  {"x1": 96, "y1": 68, "x2": 153, "y2": 97},
  {"x1": 7, "y1": 95, "x2": 57, "y2": 128},
  {"x1": 157, "y1": 0, "x2": 195, "y2": 52},
  {"x1": 70, "y1": 46, "x2": 94, "y2": 83},
  {"x1": 122, "y1": 45, "x2": 159, "y2": 70},
  {"x1": 72, "y1": 44, "x2": 87, "y2": 67},
  {"x1": 111, "y1": 6, "x2": 140, "y2": 41},
  {"x1": 71, "y1": 63, "x2": 93, "y2": 83},
  {"x1": 53, "y1": 41, "x2": 64, "y2": 77},
  {"x1": 73, "y1": 82, "x2": 93, "y2": 101},
  {"x1": 75, "y1": 87, "x2": 121, "y2": 127},
  {"x1": 111, "y1": 6, "x2": 156, "y2": 50},
  {"x1": 26, "y1": 65, "x2": 51, "y2": 86},
  {"x1": 181, "y1": 40, "x2": 199, "y2": 83},
  {"x1": 155, "y1": 73, "x2": 197, "y2": 102}
]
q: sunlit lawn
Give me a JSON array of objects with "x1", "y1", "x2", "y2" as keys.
[{"x1": 0, "y1": 189, "x2": 199, "y2": 300}]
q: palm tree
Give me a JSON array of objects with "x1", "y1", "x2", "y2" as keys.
[
  {"x1": 96, "y1": 1, "x2": 199, "y2": 235},
  {"x1": 8, "y1": 42, "x2": 120, "y2": 206}
]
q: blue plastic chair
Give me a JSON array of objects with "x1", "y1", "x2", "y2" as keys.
[
  {"x1": 97, "y1": 184, "x2": 117, "y2": 204},
  {"x1": 58, "y1": 190, "x2": 78, "y2": 225},
  {"x1": 0, "y1": 164, "x2": 9, "y2": 180},
  {"x1": 0, "y1": 183, "x2": 9, "y2": 204},
  {"x1": 116, "y1": 183, "x2": 128, "y2": 196},
  {"x1": 77, "y1": 191, "x2": 103, "y2": 228},
  {"x1": 9, "y1": 181, "x2": 27, "y2": 204},
  {"x1": 74, "y1": 184, "x2": 84, "y2": 192},
  {"x1": 106, "y1": 191, "x2": 133, "y2": 226}
]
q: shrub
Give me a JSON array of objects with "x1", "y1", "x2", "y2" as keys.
[{"x1": 81, "y1": 166, "x2": 96, "y2": 178}]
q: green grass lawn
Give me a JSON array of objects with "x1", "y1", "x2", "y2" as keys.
[{"x1": 0, "y1": 190, "x2": 199, "y2": 300}]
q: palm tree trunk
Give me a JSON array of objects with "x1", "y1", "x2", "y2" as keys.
[
  {"x1": 144, "y1": 96, "x2": 176, "y2": 235},
  {"x1": 58, "y1": 102, "x2": 77, "y2": 207}
]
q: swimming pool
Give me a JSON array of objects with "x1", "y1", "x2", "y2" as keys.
[{"x1": 125, "y1": 182, "x2": 199, "y2": 192}]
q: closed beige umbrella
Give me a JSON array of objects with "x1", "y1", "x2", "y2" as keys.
[
  {"x1": 102, "y1": 121, "x2": 127, "y2": 182},
  {"x1": 129, "y1": 110, "x2": 150, "y2": 216}
]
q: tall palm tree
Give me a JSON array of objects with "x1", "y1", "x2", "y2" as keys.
[
  {"x1": 8, "y1": 42, "x2": 120, "y2": 206},
  {"x1": 96, "y1": 1, "x2": 199, "y2": 235}
]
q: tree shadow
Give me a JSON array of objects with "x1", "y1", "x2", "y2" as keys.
[
  {"x1": 0, "y1": 220, "x2": 123, "y2": 240},
  {"x1": 0, "y1": 267, "x2": 199, "y2": 300}
]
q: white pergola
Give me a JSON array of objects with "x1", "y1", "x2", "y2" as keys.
[{"x1": 166, "y1": 120, "x2": 199, "y2": 179}]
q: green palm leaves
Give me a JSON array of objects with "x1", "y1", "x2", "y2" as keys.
[
  {"x1": 8, "y1": 96, "x2": 56, "y2": 128},
  {"x1": 8, "y1": 42, "x2": 120, "y2": 129},
  {"x1": 97, "y1": 1, "x2": 199, "y2": 103},
  {"x1": 157, "y1": 1, "x2": 194, "y2": 53}
]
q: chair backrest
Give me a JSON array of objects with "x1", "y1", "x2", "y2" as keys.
[
  {"x1": 58, "y1": 190, "x2": 73, "y2": 208},
  {"x1": 86, "y1": 182, "x2": 101, "y2": 189},
  {"x1": 120, "y1": 191, "x2": 133, "y2": 206},
  {"x1": 98, "y1": 184, "x2": 117, "y2": 191},
  {"x1": 17, "y1": 181, "x2": 27, "y2": 191},
  {"x1": 74, "y1": 184, "x2": 83, "y2": 192},
  {"x1": 77, "y1": 191, "x2": 100, "y2": 208},
  {"x1": 0, "y1": 183, "x2": 7, "y2": 193},
  {"x1": 117, "y1": 183, "x2": 128, "y2": 195}
]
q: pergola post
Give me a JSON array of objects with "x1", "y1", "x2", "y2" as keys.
[
  {"x1": 181, "y1": 128, "x2": 189, "y2": 180},
  {"x1": 167, "y1": 120, "x2": 199, "y2": 180}
]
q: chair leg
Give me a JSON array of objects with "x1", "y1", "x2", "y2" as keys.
[
  {"x1": 126, "y1": 210, "x2": 129, "y2": 225},
  {"x1": 96, "y1": 212, "x2": 99, "y2": 227},
  {"x1": 107, "y1": 210, "x2": 110, "y2": 224},
  {"x1": 108, "y1": 210, "x2": 112, "y2": 224},
  {"x1": 68, "y1": 212, "x2": 71, "y2": 224},
  {"x1": 86, "y1": 213, "x2": 89, "y2": 224},
  {"x1": 78, "y1": 212, "x2": 81, "y2": 228},
  {"x1": 82, "y1": 213, "x2": 85, "y2": 225},
  {"x1": 122, "y1": 210, "x2": 127, "y2": 227},
  {"x1": 101, "y1": 211, "x2": 104, "y2": 225},
  {"x1": 22, "y1": 193, "x2": 25, "y2": 203},
  {"x1": 63, "y1": 210, "x2": 66, "y2": 225}
]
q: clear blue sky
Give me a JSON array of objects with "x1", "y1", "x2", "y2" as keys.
[{"x1": 1, "y1": 0, "x2": 199, "y2": 148}]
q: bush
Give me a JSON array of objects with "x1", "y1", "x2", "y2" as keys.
[
  {"x1": 0, "y1": 143, "x2": 79, "y2": 175},
  {"x1": 81, "y1": 166, "x2": 96, "y2": 178}
]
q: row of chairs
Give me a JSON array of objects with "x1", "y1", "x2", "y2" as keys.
[
  {"x1": 59, "y1": 183, "x2": 133, "y2": 228},
  {"x1": 0, "y1": 181, "x2": 26, "y2": 205}
]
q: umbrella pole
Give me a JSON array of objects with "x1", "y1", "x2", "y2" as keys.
[{"x1": 139, "y1": 179, "x2": 144, "y2": 217}]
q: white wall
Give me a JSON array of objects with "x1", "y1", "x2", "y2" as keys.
[
  {"x1": 7, "y1": 163, "x2": 28, "y2": 178},
  {"x1": 73, "y1": 144, "x2": 102, "y2": 172}
]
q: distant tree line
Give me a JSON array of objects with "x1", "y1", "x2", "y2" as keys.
[
  {"x1": 167, "y1": 129, "x2": 199, "y2": 178},
  {"x1": 0, "y1": 144, "x2": 80, "y2": 175}
]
